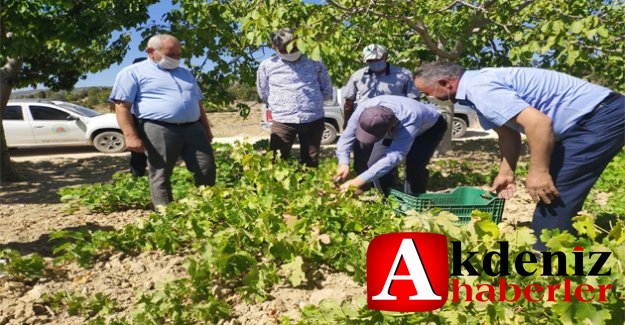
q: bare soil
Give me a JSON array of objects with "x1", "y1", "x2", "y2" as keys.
[{"x1": 0, "y1": 109, "x2": 533, "y2": 325}]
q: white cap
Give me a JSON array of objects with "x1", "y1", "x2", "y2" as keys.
[{"x1": 362, "y1": 44, "x2": 387, "y2": 62}]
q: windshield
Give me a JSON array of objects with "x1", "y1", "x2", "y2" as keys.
[{"x1": 54, "y1": 102, "x2": 101, "y2": 118}]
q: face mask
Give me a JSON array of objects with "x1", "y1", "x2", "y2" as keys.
[
  {"x1": 367, "y1": 61, "x2": 387, "y2": 72},
  {"x1": 278, "y1": 51, "x2": 301, "y2": 62},
  {"x1": 157, "y1": 54, "x2": 180, "y2": 70},
  {"x1": 427, "y1": 87, "x2": 454, "y2": 105}
]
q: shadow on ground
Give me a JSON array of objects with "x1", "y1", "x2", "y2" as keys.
[
  {"x1": 1, "y1": 155, "x2": 129, "y2": 205},
  {"x1": 0, "y1": 222, "x2": 115, "y2": 257}
]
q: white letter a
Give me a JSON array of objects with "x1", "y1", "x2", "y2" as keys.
[{"x1": 372, "y1": 238, "x2": 442, "y2": 300}]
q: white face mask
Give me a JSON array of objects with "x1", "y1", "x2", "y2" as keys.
[
  {"x1": 425, "y1": 84, "x2": 453, "y2": 104},
  {"x1": 157, "y1": 54, "x2": 180, "y2": 70},
  {"x1": 278, "y1": 51, "x2": 301, "y2": 62},
  {"x1": 427, "y1": 94, "x2": 454, "y2": 106}
]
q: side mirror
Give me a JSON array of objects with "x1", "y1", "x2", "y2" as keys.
[{"x1": 67, "y1": 115, "x2": 79, "y2": 121}]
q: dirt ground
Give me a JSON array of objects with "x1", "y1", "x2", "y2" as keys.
[{"x1": 0, "y1": 109, "x2": 534, "y2": 324}]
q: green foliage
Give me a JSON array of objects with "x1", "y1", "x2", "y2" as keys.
[
  {"x1": 60, "y1": 172, "x2": 152, "y2": 213},
  {"x1": 429, "y1": 159, "x2": 499, "y2": 190},
  {"x1": 296, "y1": 215, "x2": 624, "y2": 325},
  {"x1": 49, "y1": 141, "x2": 625, "y2": 324},
  {"x1": 12, "y1": 87, "x2": 114, "y2": 111},
  {"x1": 49, "y1": 228, "x2": 115, "y2": 268},
  {"x1": 592, "y1": 149, "x2": 625, "y2": 192},
  {"x1": 0, "y1": 249, "x2": 47, "y2": 281},
  {"x1": 131, "y1": 279, "x2": 230, "y2": 324},
  {"x1": 161, "y1": 0, "x2": 625, "y2": 96},
  {"x1": 13, "y1": 86, "x2": 253, "y2": 113},
  {"x1": 583, "y1": 149, "x2": 625, "y2": 219},
  {"x1": 2, "y1": 144, "x2": 623, "y2": 324},
  {"x1": 1, "y1": 0, "x2": 158, "y2": 90},
  {"x1": 42, "y1": 291, "x2": 119, "y2": 318}
]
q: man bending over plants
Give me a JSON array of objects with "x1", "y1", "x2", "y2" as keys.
[
  {"x1": 413, "y1": 61, "x2": 625, "y2": 251},
  {"x1": 334, "y1": 95, "x2": 447, "y2": 195}
]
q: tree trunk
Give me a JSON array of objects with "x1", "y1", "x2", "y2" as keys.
[{"x1": 0, "y1": 58, "x2": 22, "y2": 183}]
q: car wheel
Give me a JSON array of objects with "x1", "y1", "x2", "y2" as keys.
[
  {"x1": 93, "y1": 131, "x2": 126, "y2": 153},
  {"x1": 321, "y1": 122, "x2": 338, "y2": 145},
  {"x1": 452, "y1": 116, "x2": 468, "y2": 139}
]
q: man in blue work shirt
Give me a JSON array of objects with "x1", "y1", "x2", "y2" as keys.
[
  {"x1": 334, "y1": 95, "x2": 447, "y2": 195},
  {"x1": 110, "y1": 34, "x2": 216, "y2": 209},
  {"x1": 342, "y1": 44, "x2": 421, "y2": 128},
  {"x1": 256, "y1": 28, "x2": 333, "y2": 167},
  {"x1": 413, "y1": 61, "x2": 625, "y2": 250}
]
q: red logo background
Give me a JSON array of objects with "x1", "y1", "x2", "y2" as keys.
[{"x1": 367, "y1": 232, "x2": 449, "y2": 312}]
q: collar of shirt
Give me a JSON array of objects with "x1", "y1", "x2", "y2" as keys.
[{"x1": 455, "y1": 70, "x2": 478, "y2": 106}]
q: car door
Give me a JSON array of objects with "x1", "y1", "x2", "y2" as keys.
[
  {"x1": 27, "y1": 104, "x2": 87, "y2": 145},
  {"x1": 2, "y1": 104, "x2": 36, "y2": 146}
]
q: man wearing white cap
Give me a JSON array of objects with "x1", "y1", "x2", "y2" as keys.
[
  {"x1": 342, "y1": 44, "x2": 421, "y2": 128},
  {"x1": 334, "y1": 95, "x2": 447, "y2": 195},
  {"x1": 342, "y1": 44, "x2": 421, "y2": 190}
]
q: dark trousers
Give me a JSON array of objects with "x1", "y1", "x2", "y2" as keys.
[
  {"x1": 354, "y1": 116, "x2": 447, "y2": 195},
  {"x1": 130, "y1": 115, "x2": 147, "y2": 177},
  {"x1": 532, "y1": 93, "x2": 625, "y2": 251},
  {"x1": 140, "y1": 121, "x2": 216, "y2": 208},
  {"x1": 130, "y1": 151, "x2": 148, "y2": 177},
  {"x1": 270, "y1": 118, "x2": 324, "y2": 168}
]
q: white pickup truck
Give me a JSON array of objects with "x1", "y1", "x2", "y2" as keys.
[{"x1": 3, "y1": 99, "x2": 125, "y2": 153}]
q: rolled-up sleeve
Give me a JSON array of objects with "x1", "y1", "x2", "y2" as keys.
[
  {"x1": 357, "y1": 126, "x2": 413, "y2": 182},
  {"x1": 335, "y1": 113, "x2": 360, "y2": 165},
  {"x1": 342, "y1": 75, "x2": 357, "y2": 101},
  {"x1": 318, "y1": 61, "x2": 333, "y2": 99},
  {"x1": 109, "y1": 68, "x2": 138, "y2": 103},
  {"x1": 256, "y1": 63, "x2": 269, "y2": 103}
]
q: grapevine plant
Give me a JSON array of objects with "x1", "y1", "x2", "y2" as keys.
[{"x1": 1, "y1": 142, "x2": 622, "y2": 324}]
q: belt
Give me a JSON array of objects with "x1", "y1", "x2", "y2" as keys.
[
  {"x1": 595, "y1": 92, "x2": 622, "y2": 111},
  {"x1": 139, "y1": 118, "x2": 199, "y2": 127}
]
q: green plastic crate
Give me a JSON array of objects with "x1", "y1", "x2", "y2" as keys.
[{"x1": 389, "y1": 186, "x2": 504, "y2": 224}]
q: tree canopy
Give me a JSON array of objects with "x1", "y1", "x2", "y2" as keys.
[
  {"x1": 2, "y1": 0, "x2": 624, "y2": 181},
  {"x1": 162, "y1": 0, "x2": 625, "y2": 94},
  {"x1": 0, "y1": 0, "x2": 158, "y2": 181},
  {"x1": 1, "y1": 0, "x2": 159, "y2": 91}
]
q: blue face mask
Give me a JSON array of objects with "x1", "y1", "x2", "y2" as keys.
[{"x1": 367, "y1": 61, "x2": 387, "y2": 72}]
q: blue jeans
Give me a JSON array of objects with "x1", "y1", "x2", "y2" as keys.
[
  {"x1": 532, "y1": 93, "x2": 625, "y2": 251},
  {"x1": 354, "y1": 116, "x2": 447, "y2": 195}
]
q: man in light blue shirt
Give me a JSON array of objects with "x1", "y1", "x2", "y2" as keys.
[
  {"x1": 110, "y1": 34, "x2": 216, "y2": 208},
  {"x1": 335, "y1": 95, "x2": 446, "y2": 195},
  {"x1": 256, "y1": 28, "x2": 333, "y2": 167},
  {"x1": 414, "y1": 61, "x2": 625, "y2": 250}
]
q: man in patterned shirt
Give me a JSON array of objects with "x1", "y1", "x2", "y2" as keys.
[{"x1": 256, "y1": 28, "x2": 333, "y2": 167}]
